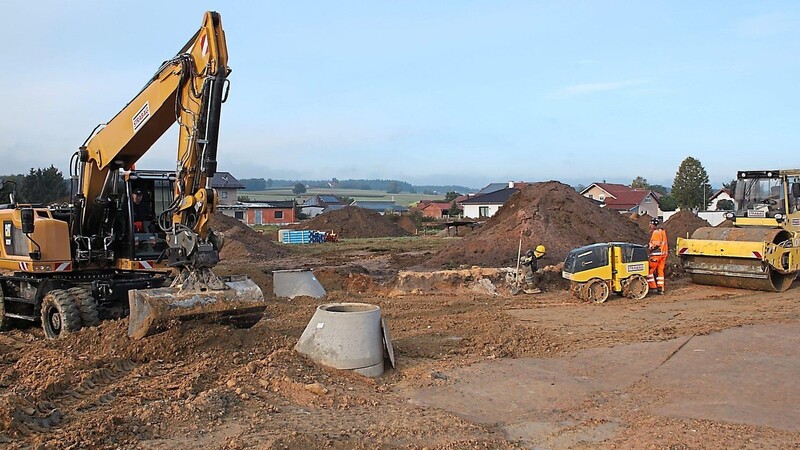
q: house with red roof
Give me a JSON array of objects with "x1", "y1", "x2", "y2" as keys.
[
  {"x1": 580, "y1": 183, "x2": 661, "y2": 217},
  {"x1": 419, "y1": 201, "x2": 462, "y2": 219}
]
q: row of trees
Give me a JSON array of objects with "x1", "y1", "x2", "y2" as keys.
[{"x1": 1, "y1": 166, "x2": 70, "y2": 205}]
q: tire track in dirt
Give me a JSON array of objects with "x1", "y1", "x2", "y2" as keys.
[{"x1": 5, "y1": 359, "x2": 136, "y2": 436}]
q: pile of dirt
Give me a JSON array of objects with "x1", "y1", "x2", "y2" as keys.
[
  {"x1": 424, "y1": 182, "x2": 649, "y2": 268},
  {"x1": 629, "y1": 212, "x2": 655, "y2": 232},
  {"x1": 297, "y1": 206, "x2": 411, "y2": 238},
  {"x1": 209, "y1": 213, "x2": 286, "y2": 261},
  {"x1": 395, "y1": 215, "x2": 418, "y2": 234},
  {"x1": 661, "y1": 210, "x2": 710, "y2": 249}
]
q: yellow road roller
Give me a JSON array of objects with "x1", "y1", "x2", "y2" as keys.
[
  {"x1": 677, "y1": 169, "x2": 800, "y2": 292},
  {"x1": 562, "y1": 242, "x2": 650, "y2": 303}
]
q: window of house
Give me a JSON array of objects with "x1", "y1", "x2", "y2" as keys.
[
  {"x1": 274, "y1": 210, "x2": 283, "y2": 219},
  {"x1": 644, "y1": 196, "x2": 652, "y2": 203},
  {"x1": 479, "y1": 206, "x2": 489, "y2": 217},
  {"x1": 599, "y1": 194, "x2": 606, "y2": 201},
  {"x1": 234, "y1": 211, "x2": 244, "y2": 220},
  {"x1": 220, "y1": 191, "x2": 228, "y2": 199},
  {"x1": 588, "y1": 194, "x2": 593, "y2": 199}
]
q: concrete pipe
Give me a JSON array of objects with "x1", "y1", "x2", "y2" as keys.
[
  {"x1": 295, "y1": 303, "x2": 385, "y2": 377},
  {"x1": 273, "y1": 269, "x2": 326, "y2": 299}
]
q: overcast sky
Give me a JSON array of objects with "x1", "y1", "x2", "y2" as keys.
[{"x1": 2, "y1": 1, "x2": 798, "y2": 189}]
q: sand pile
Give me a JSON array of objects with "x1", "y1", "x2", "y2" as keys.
[
  {"x1": 662, "y1": 210, "x2": 710, "y2": 249},
  {"x1": 425, "y1": 182, "x2": 649, "y2": 268},
  {"x1": 297, "y1": 206, "x2": 411, "y2": 238},
  {"x1": 209, "y1": 213, "x2": 286, "y2": 261}
]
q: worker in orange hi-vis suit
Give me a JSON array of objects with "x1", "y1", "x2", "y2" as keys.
[{"x1": 647, "y1": 218, "x2": 668, "y2": 295}]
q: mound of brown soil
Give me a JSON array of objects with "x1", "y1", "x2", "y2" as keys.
[
  {"x1": 395, "y1": 216, "x2": 418, "y2": 234},
  {"x1": 630, "y1": 213, "x2": 654, "y2": 232},
  {"x1": 297, "y1": 206, "x2": 411, "y2": 238},
  {"x1": 424, "y1": 182, "x2": 649, "y2": 268},
  {"x1": 209, "y1": 213, "x2": 286, "y2": 261},
  {"x1": 662, "y1": 210, "x2": 710, "y2": 249}
]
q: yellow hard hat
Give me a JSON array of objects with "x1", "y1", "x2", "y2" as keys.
[{"x1": 534, "y1": 245, "x2": 546, "y2": 257}]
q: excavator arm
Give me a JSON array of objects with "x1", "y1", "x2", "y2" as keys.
[
  {"x1": 67, "y1": 12, "x2": 265, "y2": 339},
  {"x1": 74, "y1": 11, "x2": 229, "y2": 268}
]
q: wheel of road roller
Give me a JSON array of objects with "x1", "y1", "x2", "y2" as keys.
[
  {"x1": 66, "y1": 286, "x2": 100, "y2": 328},
  {"x1": 41, "y1": 289, "x2": 83, "y2": 339},
  {"x1": 622, "y1": 274, "x2": 649, "y2": 300},
  {"x1": 586, "y1": 279, "x2": 610, "y2": 304}
]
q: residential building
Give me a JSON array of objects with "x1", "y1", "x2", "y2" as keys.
[
  {"x1": 460, "y1": 187, "x2": 519, "y2": 219},
  {"x1": 218, "y1": 200, "x2": 296, "y2": 225},
  {"x1": 300, "y1": 194, "x2": 348, "y2": 218},
  {"x1": 419, "y1": 202, "x2": 462, "y2": 219},
  {"x1": 707, "y1": 189, "x2": 737, "y2": 211},
  {"x1": 580, "y1": 183, "x2": 661, "y2": 217},
  {"x1": 211, "y1": 172, "x2": 245, "y2": 205}
]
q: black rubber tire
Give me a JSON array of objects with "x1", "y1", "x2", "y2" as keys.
[
  {"x1": 41, "y1": 289, "x2": 83, "y2": 339},
  {"x1": 0, "y1": 288, "x2": 10, "y2": 332},
  {"x1": 67, "y1": 286, "x2": 100, "y2": 327}
]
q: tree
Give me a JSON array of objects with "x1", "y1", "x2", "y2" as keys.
[
  {"x1": 447, "y1": 201, "x2": 461, "y2": 217},
  {"x1": 20, "y1": 165, "x2": 69, "y2": 204},
  {"x1": 444, "y1": 191, "x2": 461, "y2": 202},
  {"x1": 722, "y1": 179, "x2": 737, "y2": 192},
  {"x1": 387, "y1": 182, "x2": 401, "y2": 194},
  {"x1": 658, "y1": 194, "x2": 678, "y2": 211},
  {"x1": 649, "y1": 184, "x2": 668, "y2": 195},
  {"x1": 266, "y1": 178, "x2": 273, "y2": 188},
  {"x1": 631, "y1": 176, "x2": 649, "y2": 190},
  {"x1": 292, "y1": 183, "x2": 307, "y2": 195},
  {"x1": 716, "y1": 199, "x2": 735, "y2": 210},
  {"x1": 238, "y1": 195, "x2": 251, "y2": 202},
  {"x1": 671, "y1": 157, "x2": 712, "y2": 210}
]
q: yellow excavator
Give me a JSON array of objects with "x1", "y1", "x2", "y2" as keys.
[
  {"x1": 0, "y1": 11, "x2": 266, "y2": 339},
  {"x1": 677, "y1": 169, "x2": 800, "y2": 292}
]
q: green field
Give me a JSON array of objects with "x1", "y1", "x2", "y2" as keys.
[{"x1": 239, "y1": 188, "x2": 444, "y2": 207}]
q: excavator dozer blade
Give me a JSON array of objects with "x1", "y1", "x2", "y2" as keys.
[
  {"x1": 678, "y1": 226, "x2": 797, "y2": 292},
  {"x1": 127, "y1": 276, "x2": 266, "y2": 339}
]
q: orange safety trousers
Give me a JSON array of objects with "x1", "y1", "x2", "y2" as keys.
[{"x1": 648, "y1": 255, "x2": 667, "y2": 291}]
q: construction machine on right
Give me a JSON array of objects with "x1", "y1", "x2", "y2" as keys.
[{"x1": 677, "y1": 169, "x2": 800, "y2": 292}]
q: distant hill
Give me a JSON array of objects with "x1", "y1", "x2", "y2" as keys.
[{"x1": 239, "y1": 178, "x2": 475, "y2": 194}]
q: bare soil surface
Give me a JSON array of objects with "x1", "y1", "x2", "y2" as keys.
[
  {"x1": 1, "y1": 233, "x2": 799, "y2": 449},
  {"x1": 662, "y1": 210, "x2": 711, "y2": 249}
]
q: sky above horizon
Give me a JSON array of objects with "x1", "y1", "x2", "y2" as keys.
[{"x1": 2, "y1": 1, "x2": 798, "y2": 190}]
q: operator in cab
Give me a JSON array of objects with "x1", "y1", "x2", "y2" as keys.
[{"x1": 131, "y1": 187, "x2": 154, "y2": 232}]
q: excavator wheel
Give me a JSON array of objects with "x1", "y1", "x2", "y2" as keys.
[
  {"x1": 0, "y1": 289, "x2": 10, "y2": 331},
  {"x1": 41, "y1": 289, "x2": 83, "y2": 339},
  {"x1": 67, "y1": 287, "x2": 100, "y2": 328},
  {"x1": 586, "y1": 279, "x2": 610, "y2": 304},
  {"x1": 623, "y1": 275, "x2": 649, "y2": 300}
]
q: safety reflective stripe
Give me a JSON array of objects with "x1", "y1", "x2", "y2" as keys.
[
  {"x1": 18, "y1": 262, "x2": 28, "y2": 271},
  {"x1": 55, "y1": 262, "x2": 71, "y2": 271},
  {"x1": 138, "y1": 261, "x2": 153, "y2": 270}
]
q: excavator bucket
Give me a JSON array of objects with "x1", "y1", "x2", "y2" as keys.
[
  {"x1": 678, "y1": 227, "x2": 797, "y2": 292},
  {"x1": 127, "y1": 275, "x2": 266, "y2": 339}
]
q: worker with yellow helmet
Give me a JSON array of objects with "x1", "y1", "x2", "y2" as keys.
[{"x1": 520, "y1": 244, "x2": 547, "y2": 294}]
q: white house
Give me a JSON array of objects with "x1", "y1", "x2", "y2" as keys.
[{"x1": 707, "y1": 189, "x2": 737, "y2": 211}]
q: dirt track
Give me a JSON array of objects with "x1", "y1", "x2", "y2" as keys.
[{"x1": 1, "y1": 237, "x2": 799, "y2": 449}]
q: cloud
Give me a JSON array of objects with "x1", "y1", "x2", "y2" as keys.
[
  {"x1": 736, "y1": 12, "x2": 796, "y2": 37},
  {"x1": 547, "y1": 79, "x2": 651, "y2": 99}
]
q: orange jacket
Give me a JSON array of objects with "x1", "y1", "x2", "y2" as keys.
[{"x1": 649, "y1": 228, "x2": 668, "y2": 256}]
